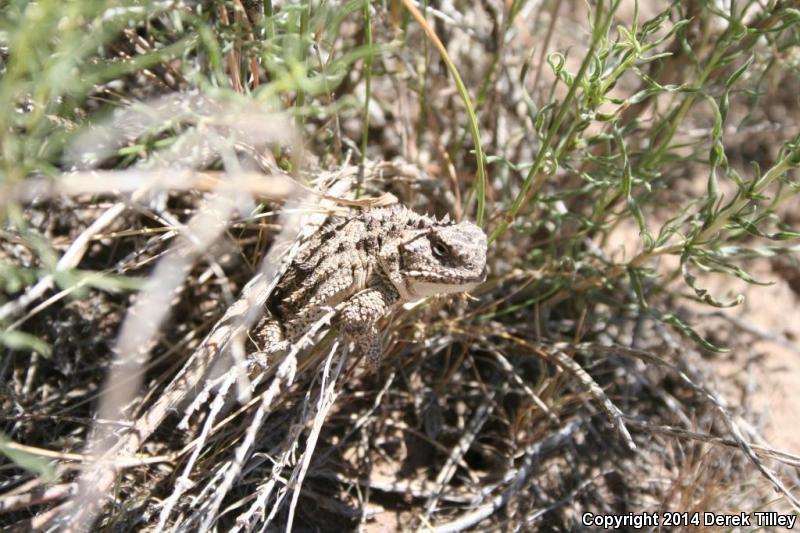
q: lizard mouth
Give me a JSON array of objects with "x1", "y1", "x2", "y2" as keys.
[{"x1": 406, "y1": 268, "x2": 487, "y2": 284}]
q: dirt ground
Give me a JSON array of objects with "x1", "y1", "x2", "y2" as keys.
[
  {"x1": 727, "y1": 270, "x2": 800, "y2": 453},
  {"x1": 607, "y1": 216, "x2": 800, "y2": 455}
]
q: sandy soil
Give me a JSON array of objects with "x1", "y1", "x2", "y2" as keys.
[
  {"x1": 606, "y1": 217, "x2": 800, "y2": 455},
  {"x1": 725, "y1": 271, "x2": 800, "y2": 453}
]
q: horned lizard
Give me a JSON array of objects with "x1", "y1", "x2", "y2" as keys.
[{"x1": 256, "y1": 204, "x2": 488, "y2": 365}]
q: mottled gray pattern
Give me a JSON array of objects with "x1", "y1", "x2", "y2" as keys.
[{"x1": 255, "y1": 205, "x2": 487, "y2": 365}]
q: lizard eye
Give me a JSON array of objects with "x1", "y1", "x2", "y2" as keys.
[{"x1": 431, "y1": 241, "x2": 449, "y2": 260}]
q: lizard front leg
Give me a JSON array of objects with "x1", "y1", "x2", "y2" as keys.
[
  {"x1": 251, "y1": 315, "x2": 289, "y2": 368},
  {"x1": 339, "y1": 286, "x2": 398, "y2": 366}
]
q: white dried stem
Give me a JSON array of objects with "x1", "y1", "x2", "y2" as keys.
[
  {"x1": 62, "y1": 180, "x2": 246, "y2": 532},
  {"x1": 195, "y1": 307, "x2": 337, "y2": 532},
  {"x1": 154, "y1": 363, "x2": 239, "y2": 532},
  {"x1": 431, "y1": 420, "x2": 583, "y2": 533},
  {"x1": 284, "y1": 342, "x2": 347, "y2": 532},
  {"x1": 424, "y1": 387, "x2": 498, "y2": 516},
  {"x1": 550, "y1": 343, "x2": 637, "y2": 452},
  {"x1": 0, "y1": 201, "x2": 127, "y2": 323}
]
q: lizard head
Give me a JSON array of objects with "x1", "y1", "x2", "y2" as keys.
[{"x1": 398, "y1": 218, "x2": 488, "y2": 298}]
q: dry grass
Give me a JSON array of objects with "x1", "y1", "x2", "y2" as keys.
[{"x1": 1, "y1": 0, "x2": 800, "y2": 530}]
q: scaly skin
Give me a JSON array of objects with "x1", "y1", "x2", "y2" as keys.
[{"x1": 255, "y1": 205, "x2": 488, "y2": 365}]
